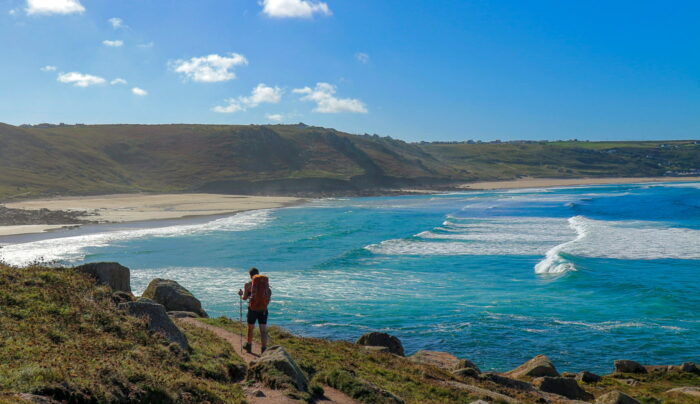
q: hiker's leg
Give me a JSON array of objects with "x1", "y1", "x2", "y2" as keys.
[
  {"x1": 259, "y1": 324, "x2": 268, "y2": 347},
  {"x1": 247, "y1": 324, "x2": 254, "y2": 343}
]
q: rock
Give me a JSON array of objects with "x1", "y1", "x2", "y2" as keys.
[
  {"x1": 75, "y1": 262, "x2": 131, "y2": 292},
  {"x1": 532, "y1": 376, "x2": 594, "y2": 401},
  {"x1": 14, "y1": 394, "x2": 61, "y2": 404},
  {"x1": 119, "y1": 300, "x2": 189, "y2": 350},
  {"x1": 680, "y1": 362, "x2": 698, "y2": 372},
  {"x1": 362, "y1": 345, "x2": 391, "y2": 353},
  {"x1": 167, "y1": 311, "x2": 200, "y2": 319},
  {"x1": 666, "y1": 387, "x2": 700, "y2": 398},
  {"x1": 247, "y1": 345, "x2": 309, "y2": 392},
  {"x1": 576, "y1": 371, "x2": 602, "y2": 383},
  {"x1": 614, "y1": 360, "x2": 647, "y2": 374},
  {"x1": 409, "y1": 350, "x2": 479, "y2": 372},
  {"x1": 356, "y1": 332, "x2": 404, "y2": 356},
  {"x1": 504, "y1": 355, "x2": 560, "y2": 379},
  {"x1": 622, "y1": 379, "x2": 640, "y2": 386},
  {"x1": 253, "y1": 390, "x2": 266, "y2": 397},
  {"x1": 562, "y1": 371, "x2": 576, "y2": 378},
  {"x1": 111, "y1": 291, "x2": 133, "y2": 305},
  {"x1": 480, "y1": 372, "x2": 533, "y2": 391},
  {"x1": 142, "y1": 278, "x2": 208, "y2": 318},
  {"x1": 453, "y1": 367, "x2": 480, "y2": 378},
  {"x1": 596, "y1": 390, "x2": 640, "y2": 404}
]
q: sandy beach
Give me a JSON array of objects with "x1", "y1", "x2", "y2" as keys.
[
  {"x1": 459, "y1": 177, "x2": 700, "y2": 190},
  {"x1": 0, "y1": 193, "x2": 302, "y2": 237}
]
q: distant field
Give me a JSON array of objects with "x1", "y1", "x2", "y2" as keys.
[{"x1": 1, "y1": 123, "x2": 698, "y2": 200}]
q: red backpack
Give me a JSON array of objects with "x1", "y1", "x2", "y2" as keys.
[{"x1": 249, "y1": 275, "x2": 271, "y2": 311}]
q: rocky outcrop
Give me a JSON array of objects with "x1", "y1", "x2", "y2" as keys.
[
  {"x1": 76, "y1": 262, "x2": 131, "y2": 293},
  {"x1": 596, "y1": 390, "x2": 640, "y2": 404},
  {"x1": 614, "y1": 360, "x2": 647, "y2": 374},
  {"x1": 680, "y1": 362, "x2": 698, "y2": 372},
  {"x1": 119, "y1": 300, "x2": 189, "y2": 350},
  {"x1": 453, "y1": 367, "x2": 480, "y2": 378},
  {"x1": 247, "y1": 345, "x2": 309, "y2": 392},
  {"x1": 409, "y1": 350, "x2": 479, "y2": 372},
  {"x1": 504, "y1": 354, "x2": 559, "y2": 379},
  {"x1": 665, "y1": 387, "x2": 700, "y2": 398},
  {"x1": 356, "y1": 332, "x2": 404, "y2": 356},
  {"x1": 532, "y1": 376, "x2": 594, "y2": 401},
  {"x1": 167, "y1": 311, "x2": 200, "y2": 319},
  {"x1": 480, "y1": 372, "x2": 533, "y2": 391},
  {"x1": 362, "y1": 345, "x2": 391, "y2": 353},
  {"x1": 142, "y1": 278, "x2": 208, "y2": 318},
  {"x1": 576, "y1": 370, "x2": 601, "y2": 383}
]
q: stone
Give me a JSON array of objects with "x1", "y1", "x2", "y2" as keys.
[
  {"x1": 666, "y1": 387, "x2": 700, "y2": 398},
  {"x1": 532, "y1": 376, "x2": 594, "y2": 401},
  {"x1": 614, "y1": 360, "x2": 647, "y2": 374},
  {"x1": 119, "y1": 300, "x2": 189, "y2": 350},
  {"x1": 453, "y1": 367, "x2": 480, "y2": 378},
  {"x1": 247, "y1": 346, "x2": 309, "y2": 392},
  {"x1": 576, "y1": 371, "x2": 602, "y2": 383},
  {"x1": 480, "y1": 372, "x2": 533, "y2": 391},
  {"x1": 253, "y1": 390, "x2": 266, "y2": 397},
  {"x1": 167, "y1": 311, "x2": 200, "y2": 319},
  {"x1": 562, "y1": 371, "x2": 576, "y2": 378},
  {"x1": 504, "y1": 355, "x2": 560, "y2": 379},
  {"x1": 111, "y1": 291, "x2": 133, "y2": 305},
  {"x1": 76, "y1": 262, "x2": 131, "y2": 292},
  {"x1": 356, "y1": 332, "x2": 404, "y2": 356},
  {"x1": 142, "y1": 278, "x2": 208, "y2": 318},
  {"x1": 680, "y1": 362, "x2": 698, "y2": 372},
  {"x1": 409, "y1": 350, "x2": 479, "y2": 372},
  {"x1": 596, "y1": 390, "x2": 641, "y2": 404}
]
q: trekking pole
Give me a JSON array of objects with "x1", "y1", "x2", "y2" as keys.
[{"x1": 239, "y1": 294, "x2": 243, "y2": 353}]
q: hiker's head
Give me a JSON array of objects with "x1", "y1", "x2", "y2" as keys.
[{"x1": 249, "y1": 267, "x2": 259, "y2": 278}]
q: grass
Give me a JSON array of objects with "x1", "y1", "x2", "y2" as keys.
[{"x1": 0, "y1": 263, "x2": 246, "y2": 403}]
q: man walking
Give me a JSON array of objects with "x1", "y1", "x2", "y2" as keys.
[{"x1": 238, "y1": 267, "x2": 271, "y2": 354}]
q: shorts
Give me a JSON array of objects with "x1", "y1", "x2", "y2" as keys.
[{"x1": 247, "y1": 309, "x2": 268, "y2": 325}]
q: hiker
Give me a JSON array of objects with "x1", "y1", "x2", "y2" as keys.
[{"x1": 238, "y1": 267, "x2": 271, "y2": 354}]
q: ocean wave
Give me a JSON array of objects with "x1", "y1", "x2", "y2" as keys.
[{"x1": 0, "y1": 210, "x2": 273, "y2": 266}]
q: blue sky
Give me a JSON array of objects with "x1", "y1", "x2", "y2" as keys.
[{"x1": 1, "y1": 0, "x2": 698, "y2": 141}]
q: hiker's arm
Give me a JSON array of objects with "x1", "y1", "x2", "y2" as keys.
[{"x1": 241, "y1": 283, "x2": 251, "y2": 300}]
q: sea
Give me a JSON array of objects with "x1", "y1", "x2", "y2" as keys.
[{"x1": 1, "y1": 181, "x2": 699, "y2": 374}]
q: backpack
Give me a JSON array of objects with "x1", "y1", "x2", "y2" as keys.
[{"x1": 249, "y1": 275, "x2": 271, "y2": 311}]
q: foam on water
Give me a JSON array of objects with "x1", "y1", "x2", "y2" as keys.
[{"x1": 0, "y1": 210, "x2": 272, "y2": 266}]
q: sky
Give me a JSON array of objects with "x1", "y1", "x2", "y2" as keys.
[{"x1": 0, "y1": 0, "x2": 699, "y2": 141}]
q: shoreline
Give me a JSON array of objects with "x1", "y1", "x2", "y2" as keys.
[
  {"x1": 458, "y1": 176, "x2": 700, "y2": 190},
  {"x1": 0, "y1": 193, "x2": 304, "y2": 237}
]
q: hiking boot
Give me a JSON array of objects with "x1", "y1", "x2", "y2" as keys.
[
  {"x1": 243, "y1": 342, "x2": 252, "y2": 353},
  {"x1": 261, "y1": 346, "x2": 267, "y2": 354}
]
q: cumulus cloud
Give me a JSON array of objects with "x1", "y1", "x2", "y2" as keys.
[
  {"x1": 26, "y1": 0, "x2": 85, "y2": 15},
  {"x1": 108, "y1": 17, "x2": 125, "y2": 29},
  {"x1": 266, "y1": 113, "x2": 285, "y2": 122},
  {"x1": 355, "y1": 52, "x2": 370, "y2": 64},
  {"x1": 213, "y1": 83, "x2": 282, "y2": 113},
  {"x1": 103, "y1": 40, "x2": 124, "y2": 47},
  {"x1": 261, "y1": 0, "x2": 331, "y2": 18},
  {"x1": 170, "y1": 53, "x2": 248, "y2": 83},
  {"x1": 40, "y1": 65, "x2": 57, "y2": 72},
  {"x1": 110, "y1": 78, "x2": 127, "y2": 85},
  {"x1": 131, "y1": 87, "x2": 148, "y2": 96},
  {"x1": 293, "y1": 82, "x2": 367, "y2": 113},
  {"x1": 57, "y1": 72, "x2": 106, "y2": 87}
]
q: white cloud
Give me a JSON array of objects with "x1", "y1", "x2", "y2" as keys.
[
  {"x1": 138, "y1": 42, "x2": 154, "y2": 49},
  {"x1": 261, "y1": 0, "x2": 331, "y2": 18},
  {"x1": 213, "y1": 83, "x2": 283, "y2": 113},
  {"x1": 26, "y1": 0, "x2": 85, "y2": 15},
  {"x1": 108, "y1": 17, "x2": 125, "y2": 29},
  {"x1": 132, "y1": 87, "x2": 148, "y2": 96},
  {"x1": 57, "y1": 72, "x2": 106, "y2": 87},
  {"x1": 355, "y1": 52, "x2": 370, "y2": 64},
  {"x1": 40, "y1": 65, "x2": 57, "y2": 72},
  {"x1": 170, "y1": 53, "x2": 248, "y2": 83},
  {"x1": 266, "y1": 114, "x2": 285, "y2": 122},
  {"x1": 110, "y1": 78, "x2": 127, "y2": 85},
  {"x1": 293, "y1": 82, "x2": 367, "y2": 113},
  {"x1": 103, "y1": 40, "x2": 124, "y2": 47}
]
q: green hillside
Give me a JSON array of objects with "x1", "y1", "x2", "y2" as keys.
[{"x1": 1, "y1": 123, "x2": 698, "y2": 200}]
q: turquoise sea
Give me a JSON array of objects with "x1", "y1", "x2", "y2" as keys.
[{"x1": 2, "y1": 182, "x2": 699, "y2": 373}]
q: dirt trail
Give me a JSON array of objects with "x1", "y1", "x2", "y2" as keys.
[{"x1": 180, "y1": 318, "x2": 359, "y2": 404}]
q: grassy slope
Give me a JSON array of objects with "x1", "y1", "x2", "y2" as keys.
[
  {"x1": 1, "y1": 122, "x2": 699, "y2": 200},
  {"x1": 0, "y1": 264, "x2": 245, "y2": 403}
]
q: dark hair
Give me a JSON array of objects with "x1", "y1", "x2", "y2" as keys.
[{"x1": 249, "y1": 267, "x2": 259, "y2": 277}]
